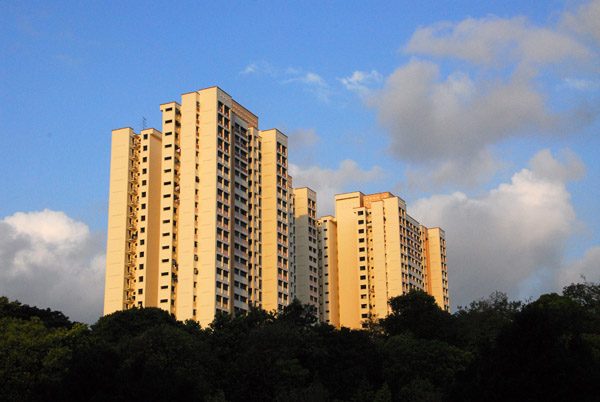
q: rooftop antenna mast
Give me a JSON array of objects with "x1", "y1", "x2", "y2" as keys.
[{"x1": 142, "y1": 116, "x2": 147, "y2": 131}]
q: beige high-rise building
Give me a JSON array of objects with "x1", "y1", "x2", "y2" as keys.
[
  {"x1": 421, "y1": 227, "x2": 449, "y2": 311},
  {"x1": 317, "y1": 216, "x2": 339, "y2": 327},
  {"x1": 104, "y1": 87, "x2": 296, "y2": 325},
  {"x1": 318, "y1": 191, "x2": 449, "y2": 329},
  {"x1": 293, "y1": 188, "x2": 318, "y2": 307}
]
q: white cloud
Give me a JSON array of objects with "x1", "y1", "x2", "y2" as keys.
[
  {"x1": 302, "y1": 72, "x2": 326, "y2": 86},
  {"x1": 403, "y1": 149, "x2": 506, "y2": 191},
  {"x1": 404, "y1": 15, "x2": 591, "y2": 67},
  {"x1": 0, "y1": 209, "x2": 105, "y2": 324},
  {"x1": 367, "y1": 3, "x2": 600, "y2": 189},
  {"x1": 528, "y1": 148, "x2": 585, "y2": 182},
  {"x1": 562, "y1": 0, "x2": 600, "y2": 45},
  {"x1": 557, "y1": 246, "x2": 600, "y2": 287},
  {"x1": 290, "y1": 160, "x2": 384, "y2": 216},
  {"x1": 239, "y1": 61, "x2": 331, "y2": 102},
  {"x1": 410, "y1": 149, "x2": 585, "y2": 308},
  {"x1": 283, "y1": 71, "x2": 330, "y2": 102},
  {"x1": 288, "y1": 128, "x2": 321, "y2": 149},
  {"x1": 239, "y1": 60, "x2": 274, "y2": 75},
  {"x1": 339, "y1": 70, "x2": 383, "y2": 95},
  {"x1": 370, "y1": 59, "x2": 558, "y2": 162},
  {"x1": 562, "y1": 77, "x2": 600, "y2": 91},
  {"x1": 283, "y1": 71, "x2": 327, "y2": 87}
]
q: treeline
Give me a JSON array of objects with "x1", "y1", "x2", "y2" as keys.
[{"x1": 1, "y1": 282, "x2": 599, "y2": 402}]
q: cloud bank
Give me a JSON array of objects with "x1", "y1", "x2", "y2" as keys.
[
  {"x1": 410, "y1": 149, "x2": 595, "y2": 308},
  {"x1": 290, "y1": 159, "x2": 383, "y2": 216},
  {"x1": 364, "y1": 3, "x2": 600, "y2": 189},
  {"x1": 0, "y1": 209, "x2": 105, "y2": 324}
]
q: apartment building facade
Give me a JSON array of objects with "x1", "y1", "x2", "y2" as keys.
[
  {"x1": 293, "y1": 187, "x2": 319, "y2": 307},
  {"x1": 104, "y1": 87, "x2": 449, "y2": 329},
  {"x1": 318, "y1": 191, "x2": 449, "y2": 329},
  {"x1": 104, "y1": 87, "x2": 296, "y2": 326}
]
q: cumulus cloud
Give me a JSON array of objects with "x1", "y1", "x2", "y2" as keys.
[
  {"x1": 405, "y1": 15, "x2": 591, "y2": 67},
  {"x1": 339, "y1": 70, "x2": 383, "y2": 95},
  {"x1": 403, "y1": 149, "x2": 506, "y2": 191},
  {"x1": 528, "y1": 148, "x2": 585, "y2": 182},
  {"x1": 288, "y1": 128, "x2": 321, "y2": 149},
  {"x1": 0, "y1": 209, "x2": 105, "y2": 324},
  {"x1": 562, "y1": 0, "x2": 600, "y2": 45},
  {"x1": 557, "y1": 246, "x2": 600, "y2": 287},
  {"x1": 370, "y1": 59, "x2": 558, "y2": 162},
  {"x1": 410, "y1": 149, "x2": 586, "y2": 308},
  {"x1": 290, "y1": 160, "x2": 384, "y2": 216},
  {"x1": 368, "y1": 3, "x2": 599, "y2": 189}
]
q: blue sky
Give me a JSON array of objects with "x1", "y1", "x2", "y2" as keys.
[{"x1": 1, "y1": 0, "x2": 599, "y2": 323}]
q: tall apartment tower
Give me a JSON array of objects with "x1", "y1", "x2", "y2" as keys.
[
  {"x1": 421, "y1": 227, "x2": 449, "y2": 311},
  {"x1": 292, "y1": 188, "x2": 319, "y2": 307},
  {"x1": 317, "y1": 215, "x2": 340, "y2": 327},
  {"x1": 319, "y1": 191, "x2": 449, "y2": 329},
  {"x1": 104, "y1": 87, "x2": 295, "y2": 326}
]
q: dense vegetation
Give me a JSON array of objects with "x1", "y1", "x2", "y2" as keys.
[{"x1": 2, "y1": 281, "x2": 599, "y2": 402}]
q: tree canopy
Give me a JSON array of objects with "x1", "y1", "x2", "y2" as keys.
[{"x1": 2, "y1": 282, "x2": 599, "y2": 402}]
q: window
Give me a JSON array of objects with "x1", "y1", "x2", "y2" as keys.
[
  {"x1": 358, "y1": 220, "x2": 364, "y2": 224},
  {"x1": 143, "y1": 157, "x2": 147, "y2": 162},
  {"x1": 138, "y1": 289, "x2": 144, "y2": 295},
  {"x1": 143, "y1": 145, "x2": 148, "y2": 151},
  {"x1": 141, "y1": 215, "x2": 146, "y2": 221},
  {"x1": 141, "y1": 191, "x2": 147, "y2": 197},
  {"x1": 360, "y1": 285, "x2": 366, "y2": 289},
  {"x1": 160, "y1": 299, "x2": 168, "y2": 303},
  {"x1": 143, "y1": 134, "x2": 148, "y2": 140},
  {"x1": 141, "y1": 203, "x2": 146, "y2": 209},
  {"x1": 139, "y1": 251, "x2": 144, "y2": 257},
  {"x1": 139, "y1": 263, "x2": 144, "y2": 269},
  {"x1": 165, "y1": 132, "x2": 172, "y2": 136},
  {"x1": 139, "y1": 276, "x2": 144, "y2": 282},
  {"x1": 161, "y1": 272, "x2": 169, "y2": 276},
  {"x1": 142, "y1": 168, "x2": 147, "y2": 174}
]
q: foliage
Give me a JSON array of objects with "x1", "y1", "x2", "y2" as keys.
[
  {"x1": 382, "y1": 291, "x2": 456, "y2": 343},
  {"x1": 1, "y1": 282, "x2": 600, "y2": 402},
  {"x1": 0, "y1": 296, "x2": 73, "y2": 329}
]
